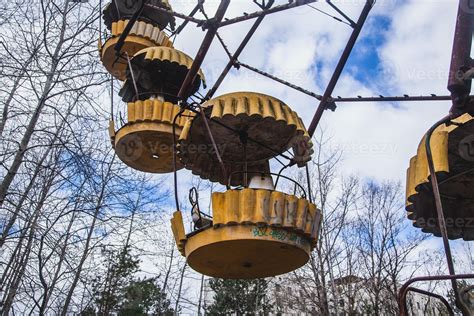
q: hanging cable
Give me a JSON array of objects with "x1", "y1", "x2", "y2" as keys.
[
  {"x1": 307, "y1": 4, "x2": 353, "y2": 27},
  {"x1": 172, "y1": 109, "x2": 186, "y2": 212},
  {"x1": 110, "y1": 74, "x2": 114, "y2": 120},
  {"x1": 326, "y1": 0, "x2": 356, "y2": 27},
  {"x1": 305, "y1": 164, "x2": 313, "y2": 204},
  {"x1": 196, "y1": 103, "x2": 229, "y2": 189}
]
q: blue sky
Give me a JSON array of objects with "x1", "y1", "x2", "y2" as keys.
[{"x1": 347, "y1": 15, "x2": 391, "y2": 85}]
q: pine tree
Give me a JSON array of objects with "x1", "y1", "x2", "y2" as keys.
[
  {"x1": 205, "y1": 279, "x2": 272, "y2": 315},
  {"x1": 119, "y1": 278, "x2": 174, "y2": 315},
  {"x1": 83, "y1": 246, "x2": 174, "y2": 315},
  {"x1": 95, "y1": 246, "x2": 140, "y2": 315}
]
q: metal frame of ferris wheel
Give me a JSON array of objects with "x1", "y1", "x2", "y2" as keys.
[{"x1": 113, "y1": 0, "x2": 474, "y2": 314}]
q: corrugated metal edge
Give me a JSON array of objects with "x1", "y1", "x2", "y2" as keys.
[
  {"x1": 126, "y1": 98, "x2": 194, "y2": 127},
  {"x1": 102, "y1": 0, "x2": 174, "y2": 30},
  {"x1": 211, "y1": 189, "x2": 322, "y2": 249},
  {"x1": 109, "y1": 19, "x2": 173, "y2": 48},
  {"x1": 171, "y1": 211, "x2": 186, "y2": 256},
  {"x1": 134, "y1": 46, "x2": 206, "y2": 84}
]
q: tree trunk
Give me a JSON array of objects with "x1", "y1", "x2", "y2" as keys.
[
  {"x1": 0, "y1": 98, "x2": 74, "y2": 248},
  {"x1": 60, "y1": 155, "x2": 115, "y2": 316},
  {"x1": 1, "y1": 167, "x2": 55, "y2": 315},
  {"x1": 174, "y1": 263, "x2": 187, "y2": 313}
]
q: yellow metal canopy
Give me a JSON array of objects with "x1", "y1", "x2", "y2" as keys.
[
  {"x1": 102, "y1": 0, "x2": 175, "y2": 31},
  {"x1": 171, "y1": 189, "x2": 322, "y2": 279},
  {"x1": 406, "y1": 113, "x2": 474, "y2": 240},
  {"x1": 100, "y1": 19, "x2": 173, "y2": 80},
  {"x1": 119, "y1": 47, "x2": 206, "y2": 103},
  {"x1": 178, "y1": 92, "x2": 313, "y2": 186}
]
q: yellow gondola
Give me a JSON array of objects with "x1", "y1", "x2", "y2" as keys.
[
  {"x1": 406, "y1": 113, "x2": 474, "y2": 240},
  {"x1": 99, "y1": 0, "x2": 175, "y2": 80},
  {"x1": 100, "y1": 19, "x2": 173, "y2": 80},
  {"x1": 110, "y1": 99, "x2": 194, "y2": 173},
  {"x1": 171, "y1": 188, "x2": 322, "y2": 279},
  {"x1": 109, "y1": 46, "x2": 205, "y2": 173}
]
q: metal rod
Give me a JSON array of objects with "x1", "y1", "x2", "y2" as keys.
[
  {"x1": 125, "y1": 52, "x2": 139, "y2": 101},
  {"x1": 237, "y1": 62, "x2": 323, "y2": 100},
  {"x1": 307, "y1": 3, "x2": 353, "y2": 27},
  {"x1": 177, "y1": 0, "x2": 230, "y2": 101},
  {"x1": 186, "y1": 105, "x2": 293, "y2": 161},
  {"x1": 307, "y1": 0, "x2": 375, "y2": 137},
  {"x1": 110, "y1": 75, "x2": 114, "y2": 120},
  {"x1": 114, "y1": 0, "x2": 146, "y2": 56},
  {"x1": 424, "y1": 114, "x2": 471, "y2": 315},
  {"x1": 306, "y1": 164, "x2": 313, "y2": 204},
  {"x1": 172, "y1": 110, "x2": 185, "y2": 212},
  {"x1": 448, "y1": 0, "x2": 474, "y2": 110},
  {"x1": 398, "y1": 274, "x2": 474, "y2": 316},
  {"x1": 214, "y1": 31, "x2": 233, "y2": 60},
  {"x1": 404, "y1": 287, "x2": 454, "y2": 316},
  {"x1": 239, "y1": 62, "x2": 453, "y2": 103},
  {"x1": 145, "y1": 3, "x2": 205, "y2": 25},
  {"x1": 243, "y1": 141, "x2": 248, "y2": 188},
  {"x1": 219, "y1": 0, "x2": 316, "y2": 27},
  {"x1": 274, "y1": 163, "x2": 291, "y2": 188},
  {"x1": 171, "y1": 1, "x2": 203, "y2": 36},
  {"x1": 197, "y1": 4, "x2": 233, "y2": 60},
  {"x1": 332, "y1": 95, "x2": 453, "y2": 102},
  {"x1": 205, "y1": 1, "x2": 275, "y2": 100},
  {"x1": 326, "y1": 0, "x2": 356, "y2": 27},
  {"x1": 198, "y1": 105, "x2": 229, "y2": 189}
]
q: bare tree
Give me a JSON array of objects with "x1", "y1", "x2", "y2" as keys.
[
  {"x1": 275, "y1": 132, "x2": 359, "y2": 315},
  {"x1": 356, "y1": 181, "x2": 427, "y2": 315},
  {"x1": 0, "y1": 0, "x2": 104, "y2": 211}
]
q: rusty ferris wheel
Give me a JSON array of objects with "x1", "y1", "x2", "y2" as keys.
[{"x1": 97, "y1": 0, "x2": 474, "y2": 314}]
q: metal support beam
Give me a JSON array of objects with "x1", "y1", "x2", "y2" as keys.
[
  {"x1": 219, "y1": 0, "x2": 316, "y2": 27},
  {"x1": 171, "y1": 1, "x2": 204, "y2": 36},
  {"x1": 177, "y1": 0, "x2": 230, "y2": 101},
  {"x1": 449, "y1": 0, "x2": 474, "y2": 112},
  {"x1": 307, "y1": 0, "x2": 374, "y2": 137},
  {"x1": 205, "y1": 1, "x2": 275, "y2": 100},
  {"x1": 239, "y1": 61, "x2": 454, "y2": 103}
]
